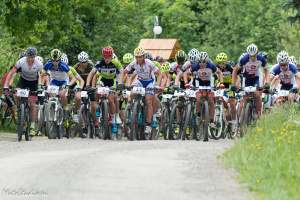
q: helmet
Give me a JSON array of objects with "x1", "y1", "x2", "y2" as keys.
[
  {"x1": 61, "y1": 53, "x2": 69, "y2": 65},
  {"x1": 19, "y1": 51, "x2": 26, "y2": 59},
  {"x1": 122, "y1": 53, "x2": 134, "y2": 64},
  {"x1": 36, "y1": 56, "x2": 44, "y2": 64},
  {"x1": 144, "y1": 52, "x2": 153, "y2": 60},
  {"x1": 188, "y1": 48, "x2": 200, "y2": 62},
  {"x1": 155, "y1": 56, "x2": 164, "y2": 62},
  {"x1": 289, "y1": 56, "x2": 297, "y2": 65},
  {"x1": 199, "y1": 52, "x2": 209, "y2": 62},
  {"x1": 160, "y1": 62, "x2": 171, "y2": 73},
  {"x1": 102, "y1": 46, "x2": 114, "y2": 58},
  {"x1": 50, "y1": 49, "x2": 62, "y2": 61},
  {"x1": 134, "y1": 47, "x2": 145, "y2": 57},
  {"x1": 246, "y1": 43, "x2": 258, "y2": 56},
  {"x1": 175, "y1": 50, "x2": 187, "y2": 63},
  {"x1": 215, "y1": 52, "x2": 228, "y2": 64},
  {"x1": 277, "y1": 51, "x2": 289, "y2": 64},
  {"x1": 258, "y1": 51, "x2": 268, "y2": 60},
  {"x1": 78, "y1": 51, "x2": 89, "y2": 62},
  {"x1": 26, "y1": 47, "x2": 37, "y2": 57}
]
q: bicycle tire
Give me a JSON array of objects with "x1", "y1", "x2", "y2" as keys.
[{"x1": 17, "y1": 103, "x2": 25, "y2": 142}]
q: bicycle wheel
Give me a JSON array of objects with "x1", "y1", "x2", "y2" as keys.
[
  {"x1": 88, "y1": 111, "x2": 95, "y2": 139},
  {"x1": 169, "y1": 104, "x2": 182, "y2": 140},
  {"x1": 160, "y1": 107, "x2": 170, "y2": 140},
  {"x1": 46, "y1": 103, "x2": 57, "y2": 139},
  {"x1": 129, "y1": 101, "x2": 141, "y2": 141},
  {"x1": 24, "y1": 106, "x2": 30, "y2": 141},
  {"x1": 17, "y1": 104, "x2": 25, "y2": 142},
  {"x1": 198, "y1": 100, "x2": 209, "y2": 142},
  {"x1": 123, "y1": 103, "x2": 132, "y2": 139},
  {"x1": 239, "y1": 102, "x2": 251, "y2": 137},
  {"x1": 209, "y1": 102, "x2": 224, "y2": 140},
  {"x1": 183, "y1": 102, "x2": 192, "y2": 140},
  {"x1": 100, "y1": 100, "x2": 110, "y2": 140}
]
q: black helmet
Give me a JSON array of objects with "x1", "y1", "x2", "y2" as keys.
[
  {"x1": 19, "y1": 51, "x2": 26, "y2": 59},
  {"x1": 144, "y1": 52, "x2": 153, "y2": 61}
]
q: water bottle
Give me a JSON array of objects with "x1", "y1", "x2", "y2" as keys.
[{"x1": 96, "y1": 106, "x2": 101, "y2": 118}]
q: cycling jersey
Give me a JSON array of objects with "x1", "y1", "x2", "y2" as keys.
[
  {"x1": 182, "y1": 61, "x2": 197, "y2": 72},
  {"x1": 44, "y1": 60, "x2": 70, "y2": 86},
  {"x1": 239, "y1": 54, "x2": 267, "y2": 87},
  {"x1": 91, "y1": 58, "x2": 122, "y2": 80},
  {"x1": 15, "y1": 57, "x2": 43, "y2": 81},
  {"x1": 73, "y1": 60, "x2": 94, "y2": 81},
  {"x1": 170, "y1": 62, "x2": 185, "y2": 74},
  {"x1": 190, "y1": 60, "x2": 217, "y2": 86},
  {"x1": 271, "y1": 63, "x2": 298, "y2": 90},
  {"x1": 216, "y1": 62, "x2": 234, "y2": 88},
  {"x1": 125, "y1": 59, "x2": 159, "y2": 81}
]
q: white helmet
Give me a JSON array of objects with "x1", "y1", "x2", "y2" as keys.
[
  {"x1": 36, "y1": 56, "x2": 44, "y2": 64},
  {"x1": 61, "y1": 53, "x2": 69, "y2": 65},
  {"x1": 188, "y1": 48, "x2": 200, "y2": 62},
  {"x1": 78, "y1": 51, "x2": 89, "y2": 63},
  {"x1": 277, "y1": 51, "x2": 289, "y2": 64},
  {"x1": 246, "y1": 43, "x2": 258, "y2": 56},
  {"x1": 289, "y1": 56, "x2": 297, "y2": 65},
  {"x1": 199, "y1": 51, "x2": 209, "y2": 62}
]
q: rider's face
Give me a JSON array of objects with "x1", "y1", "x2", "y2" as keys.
[
  {"x1": 136, "y1": 56, "x2": 144, "y2": 65},
  {"x1": 26, "y1": 56, "x2": 35, "y2": 66},
  {"x1": 280, "y1": 63, "x2": 288, "y2": 71},
  {"x1": 104, "y1": 57, "x2": 112, "y2": 64},
  {"x1": 52, "y1": 60, "x2": 59, "y2": 67},
  {"x1": 80, "y1": 62, "x2": 88, "y2": 68},
  {"x1": 250, "y1": 55, "x2": 257, "y2": 62}
]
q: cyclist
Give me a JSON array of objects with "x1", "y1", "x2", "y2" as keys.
[
  {"x1": 86, "y1": 46, "x2": 123, "y2": 139},
  {"x1": 70, "y1": 51, "x2": 93, "y2": 111},
  {"x1": 122, "y1": 53, "x2": 135, "y2": 87},
  {"x1": 270, "y1": 51, "x2": 300, "y2": 103},
  {"x1": 158, "y1": 62, "x2": 172, "y2": 89},
  {"x1": 119, "y1": 47, "x2": 161, "y2": 134},
  {"x1": 44, "y1": 49, "x2": 76, "y2": 108},
  {"x1": 232, "y1": 43, "x2": 269, "y2": 117},
  {"x1": 170, "y1": 50, "x2": 188, "y2": 88},
  {"x1": 183, "y1": 51, "x2": 223, "y2": 128},
  {"x1": 3, "y1": 47, "x2": 43, "y2": 136}
]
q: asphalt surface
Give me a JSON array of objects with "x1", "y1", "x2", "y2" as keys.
[{"x1": 0, "y1": 135, "x2": 251, "y2": 200}]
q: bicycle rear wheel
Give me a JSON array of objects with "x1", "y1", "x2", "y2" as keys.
[
  {"x1": 100, "y1": 100, "x2": 110, "y2": 140},
  {"x1": 17, "y1": 104, "x2": 25, "y2": 142}
]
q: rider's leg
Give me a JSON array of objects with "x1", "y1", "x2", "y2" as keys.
[
  {"x1": 255, "y1": 91, "x2": 262, "y2": 117},
  {"x1": 145, "y1": 95, "x2": 154, "y2": 124},
  {"x1": 208, "y1": 95, "x2": 215, "y2": 122},
  {"x1": 228, "y1": 98, "x2": 237, "y2": 121},
  {"x1": 75, "y1": 91, "x2": 81, "y2": 111}
]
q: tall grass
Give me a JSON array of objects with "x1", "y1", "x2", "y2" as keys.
[{"x1": 223, "y1": 104, "x2": 300, "y2": 200}]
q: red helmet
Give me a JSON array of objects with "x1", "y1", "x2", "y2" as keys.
[{"x1": 102, "y1": 46, "x2": 114, "y2": 58}]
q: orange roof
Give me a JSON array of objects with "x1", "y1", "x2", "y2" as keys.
[{"x1": 138, "y1": 39, "x2": 181, "y2": 60}]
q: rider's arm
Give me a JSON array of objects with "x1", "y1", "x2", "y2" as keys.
[
  {"x1": 86, "y1": 68, "x2": 97, "y2": 87},
  {"x1": 183, "y1": 69, "x2": 191, "y2": 85},
  {"x1": 4, "y1": 67, "x2": 17, "y2": 88},
  {"x1": 216, "y1": 68, "x2": 223, "y2": 84},
  {"x1": 232, "y1": 66, "x2": 240, "y2": 87}
]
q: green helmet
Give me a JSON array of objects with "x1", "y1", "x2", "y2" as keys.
[
  {"x1": 50, "y1": 49, "x2": 62, "y2": 61},
  {"x1": 123, "y1": 53, "x2": 134, "y2": 64},
  {"x1": 175, "y1": 50, "x2": 187, "y2": 63},
  {"x1": 160, "y1": 62, "x2": 171, "y2": 73},
  {"x1": 215, "y1": 52, "x2": 228, "y2": 64}
]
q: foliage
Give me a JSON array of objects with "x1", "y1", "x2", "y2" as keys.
[{"x1": 223, "y1": 104, "x2": 300, "y2": 200}]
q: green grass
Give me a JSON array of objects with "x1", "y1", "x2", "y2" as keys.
[{"x1": 223, "y1": 104, "x2": 300, "y2": 200}]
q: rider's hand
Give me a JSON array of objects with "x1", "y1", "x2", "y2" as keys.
[
  {"x1": 3, "y1": 88, "x2": 10, "y2": 96},
  {"x1": 217, "y1": 83, "x2": 225, "y2": 89},
  {"x1": 290, "y1": 88, "x2": 298, "y2": 94},
  {"x1": 230, "y1": 85, "x2": 237, "y2": 92},
  {"x1": 263, "y1": 83, "x2": 270, "y2": 90},
  {"x1": 117, "y1": 83, "x2": 125, "y2": 90},
  {"x1": 184, "y1": 83, "x2": 190, "y2": 89}
]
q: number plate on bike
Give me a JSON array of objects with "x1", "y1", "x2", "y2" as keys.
[
  {"x1": 278, "y1": 90, "x2": 289, "y2": 97},
  {"x1": 174, "y1": 91, "x2": 185, "y2": 97},
  {"x1": 81, "y1": 91, "x2": 88, "y2": 98},
  {"x1": 47, "y1": 85, "x2": 59, "y2": 95},
  {"x1": 97, "y1": 87, "x2": 110, "y2": 95},
  {"x1": 244, "y1": 86, "x2": 256, "y2": 93},
  {"x1": 37, "y1": 91, "x2": 45, "y2": 97},
  {"x1": 132, "y1": 87, "x2": 145, "y2": 95},
  {"x1": 214, "y1": 89, "x2": 224, "y2": 97},
  {"x1": 185, "y1": 89, "x2": 195, "y2": 97},
  {"x1": 16, "y1": 89, "x2": 29, "y2": 97},
  {"x1": 198, "y1": 86, "x2": 212, "y2": 90}
]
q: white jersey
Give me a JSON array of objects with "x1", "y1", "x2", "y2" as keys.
[
  {"x1": 15, "y1": 57, "x2": 43, "y2": 81},
  {"x1": 125, "y1": 59, "x2": 159, "y2": 80}
]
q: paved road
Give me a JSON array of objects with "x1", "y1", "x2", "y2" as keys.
[{"x1": 0, "y1": 136, "x2": 251, "y2": 200}]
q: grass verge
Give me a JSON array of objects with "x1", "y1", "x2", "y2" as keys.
[{"x1": 223, "y1": 104, "x2": 300, "y2": 200}]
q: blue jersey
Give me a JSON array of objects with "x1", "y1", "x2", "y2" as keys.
[
  {"x1": 190, "y1": 60, "x2": 217, "y2": 86},
  {"x1": 44, "y1": 60, "x2": 70, "y2": 86},
  {"x1": 239, "y1": 54, "x2": 267, "y2": 87},
  {"x1": 271, "y1": 63, "x2": 298, "y2": 90}
]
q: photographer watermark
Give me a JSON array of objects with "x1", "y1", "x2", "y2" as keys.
[{"x1": 2, "y1": 187, "x2": 48, "y2": 196}]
